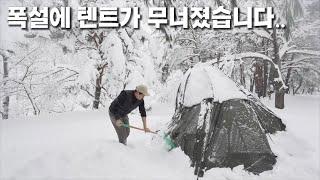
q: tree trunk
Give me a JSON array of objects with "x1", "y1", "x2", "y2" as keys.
[
  {"x1": 290, "y1": 81, "x2": 294, "y2": 95},
  {"x1": 240, "y1": 63, "x2": 246, "y2": 87},
  {"x1": 275, "y1": 91, "x2": 285, "y2": 109},
  {"x1": 93, "y1": 62, "x2": 108, "y2": 109},
  {"x1": 254, "y1": 61, "x2": 264, "y2": 98},
  {"x1": 262, "y1": 60, "x2": 268, "y2": 97},
  {"x1": 261, "y1": 37, "x2": 268, "y2": 97},
  {"x1": 293, "y1": 77, "x2": 303, "y2": 95},
  {"x1": 284, "y1": 54, "x2": 294, "y2": 94},
  {"x1": 250, "y1": 77, "x2": 255, "y2": 92},
  {"x1": 23, "y1": 86, "x2": 40, "y2": 115},
  {"x1": 1, "y1": 54, "x2": 9, "y2": 119},
  {"x1": 216, "y1": 52, "x2": 221, "y2": 66},
  {"x1": 93, "y1": 73, "x2": 102, "y2": 109},
  {"x1": 272, "y1": 27, "x2": 285, "y2": 109},
  {"x1": 274, "y1": 82, "x2": 285, "y2": 110},
  {"x1": 161, "y1": 63, "x2": 169, "y2": 83},
  {"x1": 285, "y1": 67, "x2": 292, "y2": 93}
]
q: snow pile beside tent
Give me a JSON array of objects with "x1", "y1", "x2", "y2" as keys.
[{"x1": 0, "y1": 107, "x2": 196, "y2": 179}]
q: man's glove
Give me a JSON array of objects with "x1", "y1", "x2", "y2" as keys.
[
  {"x1": 144, "y1": 127, "x2": 151, "y2": 133},
  {"x1": 115, "y1": 120, "x2": 124, "y2": 127}
]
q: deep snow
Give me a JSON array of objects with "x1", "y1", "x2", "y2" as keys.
[{"x1": 0, "y1": 95, "x2": 319, "y2": 180}]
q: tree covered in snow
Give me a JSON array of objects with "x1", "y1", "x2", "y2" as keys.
[
  {"x1": 153, "y1": 0, "x2": 320, "y2": 109},
  {"x1": 0, "y1": 0, "x2": 166, "y2": 119},
  {"x1": 281, "y1": 0, "x2": 320, "y2": 95}
]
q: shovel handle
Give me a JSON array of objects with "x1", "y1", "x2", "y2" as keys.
[{"x1": 122, "y1": 124, "x2": 157, "y2": 134}]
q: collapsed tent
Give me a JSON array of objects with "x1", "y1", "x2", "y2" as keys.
[{"x1": 166, "y1": 62, "x2": 286, "y2": 177}]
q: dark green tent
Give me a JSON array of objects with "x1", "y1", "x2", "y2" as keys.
[{"x1": 166, "y1": 63, "x2": 286, "y2": 177}]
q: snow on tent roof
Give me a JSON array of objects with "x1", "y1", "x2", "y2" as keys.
[{"x1": 180, "y1": 62, "x2": 247, "y2": 107}]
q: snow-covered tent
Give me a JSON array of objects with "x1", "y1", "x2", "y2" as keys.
[{"x1": 166, "y1": 62, "x2": 286, "y2": 177}]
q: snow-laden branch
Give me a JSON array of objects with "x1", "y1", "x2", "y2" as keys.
[
  {"x1": 284, "y1": 65, "x2": 320, "y2": 75},
  {"x1": 279, "y1": 42, "x2": 296, "y2": 60},
  {"x1": 286, "y1": 49, "x2": 320, "y2": 56},
  {"x1": 175, "y1": 38, "x2": 197, "y2": 44},
  {"x1": 56, "y1": 65, "x2": 80, "y2": 73},
  {"x1": 252, "y1": 29, "x2": 272, "y2": 39},
  {"x1": 282, "y1": 57, "x2": 318, "y2": 65},
  {"x1": 235, "y1": 52, "x2": 288, "y2": 90},
  {"x1": 282, "y1": 59, "x2": 320, "y2": 71},
  {"x1": 169, "y1": 53, "x2": 200, "y2": 68},
  {"x1": 236, "y1": 52, "x2": 273, "y2": 61},
  {"x1": 0, "y1": 78, "x2": 40, "y2": 114},
  {"x1": 282, "y1": 57, "x2": 320, "y2": 68},
  {"x1": 14, "y1": 47, "x2": 40, "y2": 66}
]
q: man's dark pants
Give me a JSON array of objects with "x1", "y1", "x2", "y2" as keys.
[{"x1": 109, "y1": 110, "x2": 130, "y2": 145}]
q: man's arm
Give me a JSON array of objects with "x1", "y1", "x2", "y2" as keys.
[
  {"x1": 141, "y1": 116, "x2": 150, "y2": 133},
  {"x1": 139, "y1": 101, "x2": 150, "y2": 132}
]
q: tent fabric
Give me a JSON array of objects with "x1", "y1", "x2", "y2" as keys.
[
  {"x1": 168, "y1": 98, "x2": 285, "y2": 177},
  {"x1": 166, "y1": 62, "x2": 286, "y2": 177}
]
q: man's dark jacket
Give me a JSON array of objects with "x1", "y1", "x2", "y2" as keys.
[{"x1": 109, "y1": 90, "x2": 146, "y2": 120}]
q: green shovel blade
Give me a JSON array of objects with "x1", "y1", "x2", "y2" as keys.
[
  {"x1": 163, "y1": 134, "x2": 177, "y2": 151},
  {"x1": 122, "y1": 123, "x2": 177, "y2": 151}
]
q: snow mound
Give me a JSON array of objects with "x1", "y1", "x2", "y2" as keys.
[{"x1": 179, "y1": 62, "x2": 247, "y2": 107}]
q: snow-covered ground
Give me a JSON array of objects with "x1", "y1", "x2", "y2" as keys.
[{"x1": 0, "y1": 95, "x2": 319, "y2": 180}]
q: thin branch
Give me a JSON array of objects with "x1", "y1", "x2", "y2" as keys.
[
  {"x1": 57, "y1": 66, "x2": 80, "y2": 74},
  {"x1": 175, "y1": 38, "x2": 197, "y2": 44},
  {"x1": 57, "y1": 73, "x2": 79, "y2": 83},
  {"x1": 14, "y1": 47, "x2": 40, "y2": 66},
  {"x1": 282, "y1": 57, "x2": 320, "y2": 68},
  {"x1": 80, "y1": 86, "x2": 95, "y2": 98}
]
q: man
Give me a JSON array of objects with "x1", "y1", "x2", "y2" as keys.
[{"x1": 109, "y1": 85, "x2": 151, "y2": 145}]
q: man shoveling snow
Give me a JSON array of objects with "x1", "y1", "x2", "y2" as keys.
[{"x1": 108, "y1": 85, "x2": 152, "y2": 145}]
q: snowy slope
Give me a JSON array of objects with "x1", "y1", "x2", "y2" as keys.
[{"x1": 1, "y1": 95, "x2": 319, "y2": 180}]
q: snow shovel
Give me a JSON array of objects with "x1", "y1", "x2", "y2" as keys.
[
  {"x1": 122, "y1": 124, "x2": 158, "y2": 134},
  {"x1": 121, "y1": 124, "x2": 177, "y2": 151}
]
